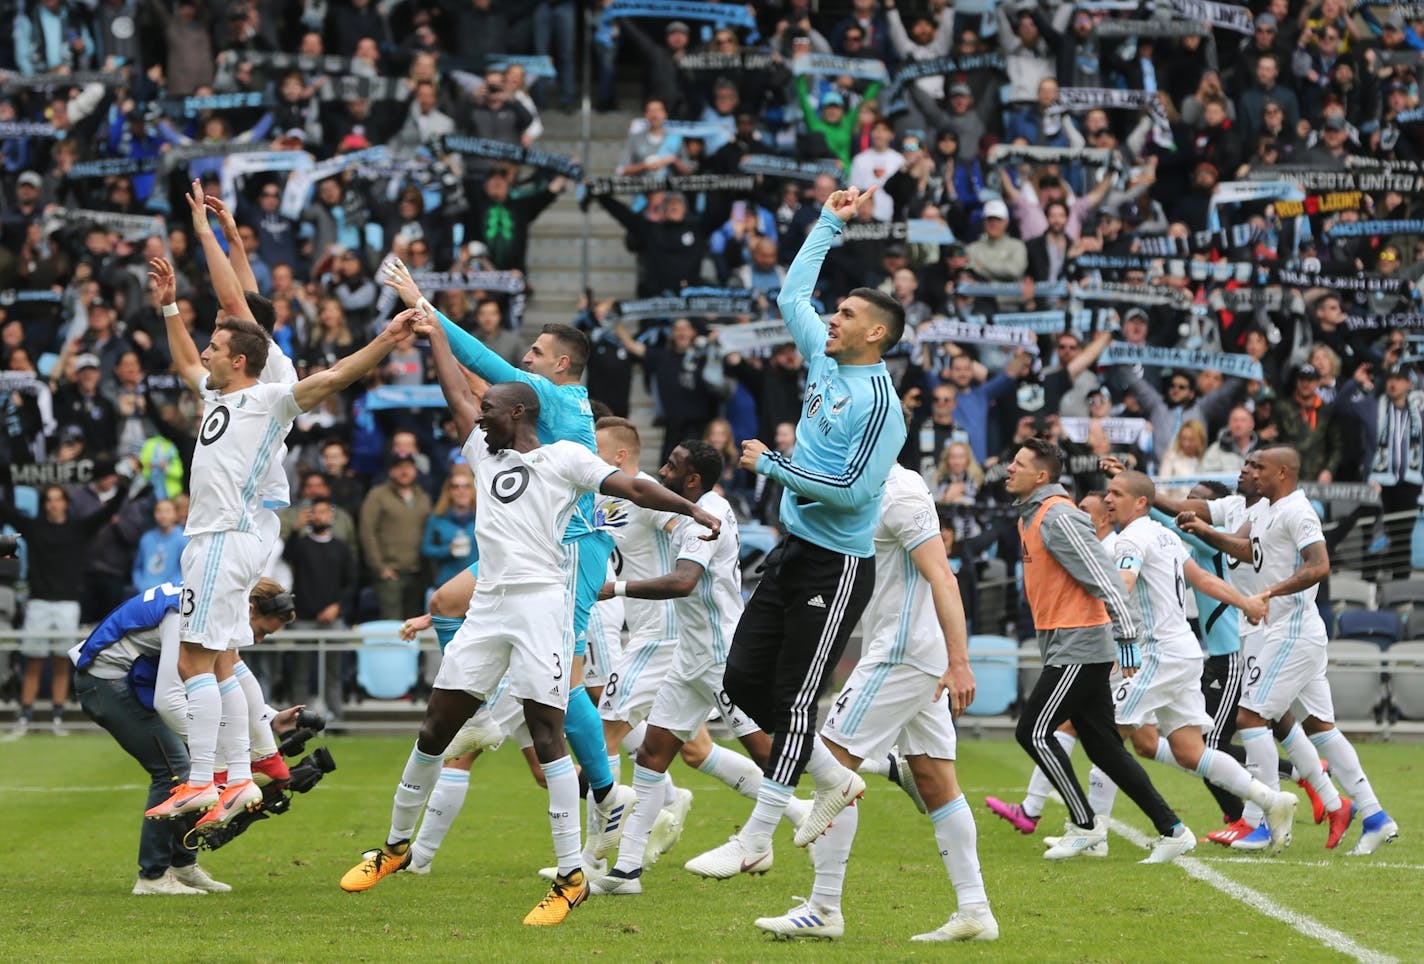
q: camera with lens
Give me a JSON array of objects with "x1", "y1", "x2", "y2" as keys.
[
  {"x1": 0, "y1": 534, "x2": 18, "y2": 558},
  {"x1": 277, "y1": 707, "x2": 327, "y2": 758}
]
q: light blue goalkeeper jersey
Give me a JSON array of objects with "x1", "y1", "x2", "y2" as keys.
[{"x1": 755, "y1": 208, "x2": 906, "y2": 558}]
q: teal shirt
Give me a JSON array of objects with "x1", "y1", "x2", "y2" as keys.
[{"x1": 1149, "y1": 507, "x2": 1239, "y2": 656}]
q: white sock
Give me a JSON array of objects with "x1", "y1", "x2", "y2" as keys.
[
  {"x1": 859, "y1": 753, "x2": 892, "y2": 778},
  {"x1": 613, "y1": 763, "x2": 666, "y2": 874},
  {"x1": 542, "y1": 756, "x2": 583, "y2": 875},
  {"x1": 697, "y1": 744, "x2": 762, "y2": 799},
  {"x1": 1310, "y1": 729, "x2": 1382, "y2": 819},
  {"x1": 390, "y1": 743, "x2": 444, "y2": 844},
  {"x1": 1155, "y1": 736, "x2": 1192, "y2": 773},
  {"x1": 805, "y1": 739, "x2": 851, "y2": 786},
  {"x1": 621, "y1": 721, "x2": 647, "y2": 754},
  {"x1": 1196, "y1": 746, "x2": 1256, "y2": 801},
  {"x1": 931, "y1": 795, "x2": 987, "y2": 910},
  {"x1": 607, "y1": 753, "x2": 623, "y2": 788},
  {"x1": 810, "y1": 803, "x2": 857, "y2": 911},
  {"x1": 184, "y1": 674, "x2": 221, "y2": 785},
  {"x1": 1281, "y1": 723, "x2": 1341, "y2": 814},
  {"x1": 740, "y1": 778, "x2": 792, "y2": 849},
  {"x1": 785, "y1": 795, "x2": 812, "y2": 827},
  {"x1": 410, "y1": 767, "x2": 470, "y2": 867},
  {"x1": 1024, "y1": 732, "x2": 1076, "y2": 817},
  {"x1": 1087, "y1": 765, "x2": 1118, "y2": 821},
  {"x1": 217, "y1": 676, "x2": 252, "y2": 782},
  {"x1": 233, "y1": 661, "x2": 278, "y2": 758},
  {"x1": 1239, "y1": 726, "x2": 1275, "y2": 826}
]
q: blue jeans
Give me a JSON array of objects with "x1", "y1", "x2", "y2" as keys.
[
  {"x1": 75, "y1": 672, "x2": 196, "y2": 878},
  {"x1": 534, "y1": 0, "x2": 578, "y2": 106}
]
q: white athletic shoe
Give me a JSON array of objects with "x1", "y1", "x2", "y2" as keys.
[
  {"x1": 588, "y1": 784, "x2": 638, "y2": 859},
  {"x1": 1043, "y1": 817, "x2": 1108, "y2": 860},
  {"x1": 753, "y1": 896, "x2": 844, "y2": 940},
  {"x1": 793, "y1": 770, "x2": 866, "y2": 847},
  {"x1": 537, "y1": 856, "x2": 605, "y2": 883},
  {"x1": 1348, "y1": 816, "x2": 1400, "y2": 856},
  {"x1": 889, "y1": 746, "x2": 927, "y2": 814},
  {"x1": 683, "y1": 834, "x2": 773, "y2": 879},
  {"x1": 1265, "y1": 791, "x2": 1298, "y2": 853},
  {"x1": 910, "y1": 905, "x2": 1000, "y2": 942},
  {"x1": 445, "y1": 711, "x2": 505, "y2": 757},
  {"x1": 1141, "y1": 826, "x2": 1196, "y2": 864},
  {"x1": 645, "y1": 787, "x2": 694, "y2": 867},
  {"x1": 131, "y1": 869, "x2": 206, "y2": 896},
  {"x1": 169, "y1": 863, "x2": 231, "y2": 893},
  {"x1": 1043, "y1": 835, "x2": 1108, "y2": 857},
  {"x1": 402, "y1": 859, "x2": 432, "y2": 875},
  {"x1": 590, "y1": 868, "x2": 643, "y2": 895}
]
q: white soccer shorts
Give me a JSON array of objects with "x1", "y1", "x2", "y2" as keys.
[
  {"x1": 599, "y1": 637, "x2": 678, "y2": 726},
  {"x1": 1241, "y1": 635, "x2": 1334, "y2": 723},
  {"x1": 434, "y1": 584, "x2": 572, "y2": 710},
  {"x1": 821, "y1": 661, "x2": 957, "y2": 761},
  {"x1": 179, "y1": 530, "x2": 266, "y2": 651},
  {"x1": 1113, "y1": 653, "x2": 1214, "y2": 735},
  {"x1": 647, "y1": 650, "x2": 759, "y2": 744},
  {"x1": 583, "y1": 596, "x2": 624, "y2": 689}
]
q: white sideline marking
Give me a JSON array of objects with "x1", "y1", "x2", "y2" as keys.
[
  {"x1": 1109, "y1": 819, "x2": 1398, "y2": 964},
  {"x1": 1197, "y1": 855, "x2": 1424, "y2": 872}
]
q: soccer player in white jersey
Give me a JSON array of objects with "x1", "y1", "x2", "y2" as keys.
[
  {"x1": 1191, "y1": 447, "x2": 1398, "y2": 855},
  {"x1": 1169, "y1": 453, "x2": 1359, "y2": 851},
  {"x1": 1091, "y1": 471, "x2": 1296, "y2": 859},
  {"x1": 142, "y1": 233, "x2": 418, "y2": 831},
  {"x1": 339, "y1": 380, "x2": 720, "y2": 925},
  {"x1": 755, "y1": 464, "x2": 994, "y2": 942},
  {"x1": 592, "y1": 440, "x2": 811, "y2": 894}
]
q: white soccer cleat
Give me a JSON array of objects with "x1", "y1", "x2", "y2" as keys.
[
  {"x1": 1141, "y1": 826, "x2": 1197, "y2": 864},
  {"x1": 1043, "y1": 817, "x2": 1108, "y2": 860},
  {"x1": 910, "y1": 905, "x2": 1000, "y2": 942},
  {"x1": 1042, "y1": 835, "x2": 1108, "y2": 857},
  {"x1": 793, "y1": 770, "x2": 866, "y2": 847},
  {"x1": 169, "y1": 863, "x2": 231, "y2": 893},
  {"x1": 683, "y1": 834, "x2": 773, "y2": 879},
  {"x1": 1265, "y1": 790, "x2": 1298, "y2": 853},
  {"x1": 1348, "y1": 814, "x2": 1400, "y2": 856},
  {"x1": 538, "y1": 856, "x2": 606, "y2": 883},
  {"x1": 645, "y1": 787, "x2": 694, "y2": 867},
  {"x1": 445, "y1": 710, "x2": 505, "y2": 757},
  {"x1": 888, "y1": 746, "x2": 928, "y2": 814},
  {"x1": 131, "y1": 869, "x2": 207, "y2": 896},
  {"x1": 590, "y1": 868, "x2": 644, "y2": 895},
  {"x1": 753, "y1": 896, "x2": 844, "y2": 940},
  {"x1": 588, "y1": 784, "x2": 638, "y2": 859}
]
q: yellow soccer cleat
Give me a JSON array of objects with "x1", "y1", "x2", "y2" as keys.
[
  {"x1": 339, "y1": 841, "x2": 411, "y2": 893},
  {"x1": 523, "y1": 869, "x2": 588, "y2": 926}
]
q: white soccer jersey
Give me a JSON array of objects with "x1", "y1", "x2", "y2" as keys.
[
  {"x1": 1257, "y1": 489, "x2": 1328, "y2": 646},
  {"x1": 670, "y1": 490, "x2": 741, "y2": 665},
  {"x1": 860, "y1": 465, "x2": 949, "y2": 676},
  {"x1": 258, "y1": 338, "x2": 298, "y2": 509},
  {"x1": 461, "y1": 428, "x2": 618, "y2": 588},
  {"x1": 1113, "y1": 515, "x2": 1202, "y2": 660},
  {"x1": 186, "y1": 381, "x2": 303, "y2": 536},
  {"x1": 1209, "y1": 494, "x2": 1270, "y2": 603},
  {"x1": 597, "y1": 472, "x2": 680, "y2": 644}
]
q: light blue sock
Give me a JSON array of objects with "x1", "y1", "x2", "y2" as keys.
[
  {"x1": 431, "y1": 615, "x2": 463, "y2": 652},
  {"x1": 565, "y1": 685, "x2": 613, "y2": 793}
]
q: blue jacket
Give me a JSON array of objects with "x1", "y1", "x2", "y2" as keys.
[
  {"x1": 421, "y1": 511, "x2": 478, "y2": 587},
  {"x1": 131, "y1": 526, "x2": 187, "y2": 592},
  {"x1": 757, "y1": 208, "x2": 906, "y2": 558}
]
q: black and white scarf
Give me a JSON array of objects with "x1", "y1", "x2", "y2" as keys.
[{"x1": 1371, "y1": 394, "x2": 1424, "y2": 487}]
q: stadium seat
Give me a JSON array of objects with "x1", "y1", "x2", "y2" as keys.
[
  {"x1": 354, "y1": 620, "x2": 420, "y2": 701},
  {"x1": 965, "y1": 634, "x2": 1017, "y2": 716},
  {"x1": 11, "y1": 486, "x2": 38, "y2": 519},
  {"x1": 1385, "y1": 641, "x2": 1424, "y2": 720},
  {"x1": 1334, "y1": 610, "x2": 1400, "y2": 650},
  {"x1": 1330, "y1": 572, "x2": 1377, "y2": 614},
  {"x1": 1017, "y1": 639, "x2": 1042, "y2": 708},
  {"x1": 1379, "y1": 580, "x2": 1424, "y2": 637},
  {"x1": 1325, "y1": 640, "x2": 1386, "y2": 721}
]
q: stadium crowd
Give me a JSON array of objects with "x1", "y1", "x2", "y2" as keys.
[{"x1": 4, "y1": 0, "x2": 1424, "y2": 728}]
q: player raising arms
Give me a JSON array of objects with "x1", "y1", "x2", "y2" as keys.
[
  {"x1": 339, "y1": 365, "x2": 720, "y2": 926},
  {"x1": 142, "y1": 227, "x2": 420, "y2": 830}
]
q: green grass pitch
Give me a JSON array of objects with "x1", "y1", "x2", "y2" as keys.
[{"x1": 2, "y1": 733, "x2": 1420, "y2": 962}]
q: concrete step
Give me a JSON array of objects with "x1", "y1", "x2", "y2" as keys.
[
  {"x1": 532, "y1": 271, "x2": 638, "y2": 298},
  {"x1": 539, "y1": 112, "x2": 637, "y2": 140},
  {"x1": 527, "y1": 237, "x2": 638, "y2": 269},
  {"x1": 537, "y1": 203, "x2": 632, "y2": 234}
]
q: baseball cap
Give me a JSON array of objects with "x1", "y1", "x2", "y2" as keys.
[
  {"x1": 74, "y1": 353, "x2": 101, "y2": 371},
  {"x1": 1255, "y1": 12, "x2": 1278, "y2": 30},
  {"x1": 820, "y1": 91, "x2": 845, "y2": 110},
  {"x1": 466, "y1": 240, "x2": 489, "y2": 259},
  {"x1": 1388, "y1": 364, "x2": 1411, "y2": 379},
  {"x1": 58, "y1": 424, "x2": 85, "y2": 445},
  {"x1": 1254, "y1": 385, "x2": 1277, "y2": 402},
  {"x1": 17, "y1": 171, "x2": 41, "y2": 189},
  {"x1": 665, "y1": 20, "x2": 690, "y2": 35},
  {"x1": 386, "y1": 451, "x2": 417, "y2": 468},
  {"x1": 949, "y1": 83, "x2": 972, "y2": 98},
  {"x1": 1323, "y1": 115, "x2": 1347, "y2": 132},
  {"x1": 982, "y1": 198, "x2": 1010, "y2": 221},
  {"x1": 1123, "y1": 307, "x2": 1149, "y2": 324},
  {"x1": 1384, "y1": 11, "x2": 1406, "y2": 30},
  {"x1": 1294, "y1": 362, "x2": 1322, "y2": 381},
  {"x1": 281, "y1": 128, "x2": 307, "y2": 141}
]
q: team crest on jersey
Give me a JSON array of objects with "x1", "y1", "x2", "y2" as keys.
[
  {"x1": 199, "y1": 406, "x2": 230, "y2": 445},
  {"x1": 491, "y1": 466, "x2": 531, "y2": 503},
  {"x1": 830, "y1": 395, "x2": 850, "y2": 415},
  {"x1": 914, "y1": 509, "x2": 934, "y2": 531},
  {"x1": 806, "y1": 394, "x2": 822, "y2": 417}
]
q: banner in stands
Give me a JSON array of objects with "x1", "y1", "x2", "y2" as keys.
[
  {"x1": 679, "y1": 51, "x2": 777, "y2": 72},
  {"x1": 0, "y1": 290, "x2": 63, "y2": 306},
  {"x1": 1052, "y1": 87, "x2": 1174, "y2": 146},
  {"x1": 363, "y1": 385, "x2": 448, "y2": 410},
  {"x1": 153, "y1": 91, "x2": 272, "y2": 118},
  {"x1": 409, "y1": 271, "x2": 526, "y2": 294},
  {"x1": 0, "y1": 121, "x2": 55, "y2": 139},
  {"x1": 2, "y1": 458, "x2": 111, "y2": 487},
  {"x1": 1169, "y1": 0, "x2": 1255, "y2": 33},
  {"x1": 441, "y1": 136, "x2": 583, "y2": 179},
  {"x1": 1344, "y1": 312, "x2": 1424, "y2": 331},
  {"x1": 1076, "y1": 281, "x2": 1193, "y2": 310},
  {"x1": 488, "y1": 54, "x2": 558, "y2": 79},
  {"x1": 1100, "y1": 343, "x2": 1264, "y2": 380},
  {"x1": 67, "y1": 157, "x2": 160, "y2": 179},
  {"x1": 602, "y1": 0, "x2": 757, "y2": 28},
  {"x1": 956, "y1": 281, "x2": 1069, "y2": 300},
  {"x1": 1326, "y1": 218, "x2": 1424, "y2": 238},
  {"x1": 738, "y1": 154, "x2": 843, "y2": 181},
  {"x1": 1, "y1": 69, "x2": 124, "y2": 90},
  {"x1": 584, "y1": 174, "x2": 755, "y2": 195},
  {"x1": 1301, "y1": 482, "x2": 1382, "y2": 505},
  {"x1": 989, "y1": 143, "x2": 1120, "y2": 171},
  {"x1": 885, "y1": 53, "x2": 1005, "y2": 102},
  {"x1": 916, "y1": 318, "x2": 1040, "y2": 354},
  {"x1": 1272, "y1": 192, "x2": 1366, "y2": 218},
  {"x1": 1059, "y1": 417, "x2": 1150, "y2": 445},
  {"x1": 1343, "y1": 156, "x2": 1424, "y2": 192},
  {"x1": 712, "y1": 319, "x2": 794, "y2": 355},
  {"x1": 791, "y1": 54, "x2": 889, "y2": 82},
  {"x1": 42, "y1": 207, "x2": 165, "y2": 242},
  {"x1": 1247, "y1": 166, "x2": 1360, "y2": 192},
  {"x1": 615, "y1": 293, "x2": 758, "y2": 321},
  {"x1": 1274, "y1": 268, "x2": 1410, "y2": 295},
  {"x1": 1095, "y1": 19, "x2": 1209, "y2": 38}
]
